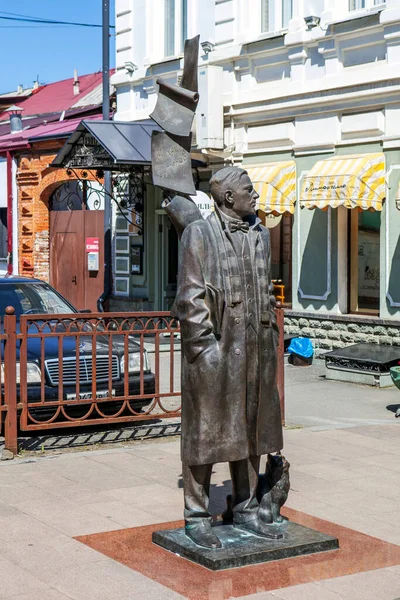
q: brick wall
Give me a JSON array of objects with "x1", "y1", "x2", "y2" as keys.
[
  {"x1": 16, "y1": 142, "x2": 98, "y2": 281},
  {"x1": 17, "y1": 143, "x2": 62, "y2": 280}
]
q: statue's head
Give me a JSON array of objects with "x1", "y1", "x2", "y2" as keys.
[{"x1": 210, "y1": 166, "x2": 259, "y2": 220}]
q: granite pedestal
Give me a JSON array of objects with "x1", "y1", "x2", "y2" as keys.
[{"x1": 152, "y1": 520, "x2": 339, "y2": 571}]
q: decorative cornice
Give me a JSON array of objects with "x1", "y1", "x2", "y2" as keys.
[{"x1": 226, "y1": 77, "x2": 400, "y2": 121}]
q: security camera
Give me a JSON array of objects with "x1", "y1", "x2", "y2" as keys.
[
  {"x1": 201, "y1": 41, "x2": 215, "y2": 54},
  {"x1": 304, "y1": 15, "x2": 321, "y2": 29}
]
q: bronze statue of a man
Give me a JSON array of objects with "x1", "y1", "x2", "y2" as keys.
[{"x1": 173, "y1": 166, "x2": 284, "y2": 549}]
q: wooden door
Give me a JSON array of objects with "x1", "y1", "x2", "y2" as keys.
[
  {"x1": 50, "y1": 211, "x2": 104, "y2": 311},
  {"x1": 50, "y1": 212, "x2": 84, "y2": 309}
]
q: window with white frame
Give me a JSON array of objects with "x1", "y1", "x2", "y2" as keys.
[
  {"x1": 282, "y1": 0, "x2": 292, "y2": 28},
  {"x1": 165, "y1": 0, "x2": 175, "y2": 56},
  {"x1": 349, "y1": 0, "x2": 385, "y2": 9},
  {"x1": 181, "y1": 0, "x2": 187, "y2": 51},
  {"x1": 261, "y1": 0, "x2": 293, "y2": 33},
  {"x1": 349, "y1": 0, "x2": 365, "y2": 8},
  {"x1": 164, "y1": 0, "x2": 187, "y2": 57}
]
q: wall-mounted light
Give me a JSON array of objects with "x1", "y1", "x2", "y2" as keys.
[
  {"x1": 304, "y1": 15, "x2": 321, "y2": 30},
  {"x1": 201, "y1": 41, "x2": 215, "y2": 54},
  {"x1": 124, "y1": 61, "x2": 138, "y2": 75}
]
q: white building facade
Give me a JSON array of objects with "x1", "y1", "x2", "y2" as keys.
[{"x1": 112, "y1": 0, "x2": 400, "y2": 352}]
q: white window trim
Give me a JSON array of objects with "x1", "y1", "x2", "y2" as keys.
[
  {"x1": 114, "y1": 276, "x2": 130, "y2": 297},
  {"x1": 115, "y1": 256, "x2": 130, "y2": 275},
  {"x1": 164, "y1": 0, "x2": 187, "y2": 58},
  {"x1": 348, "y1": 0, "x2": 385, "y2": 12},
  {"x1": 260, "y1": 0, "x2": 292, "y2": 36},
  {"x1": 164, "y1": 0, "x2": 175, "y2": 57},
  {"x1": 176, "y1": 0, "x2": 187, "y2": 55},
  {"x1": 115, "y1": 214, "x2": 130, "y2": 233},
  {"x1": 115, "y1": 235, "x2": 129, "y2": 254}
]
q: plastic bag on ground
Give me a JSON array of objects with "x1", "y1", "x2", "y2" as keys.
[{"x1": 287, "y1": 337, "x2": 314, "y2": 359}]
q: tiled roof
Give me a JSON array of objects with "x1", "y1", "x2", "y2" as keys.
[
  {"x1": 0, "y1": 114, "x2": 102, "y2": 151},
  {"x1": 0, "y1": 71, "x2": 113, "y2": 122}
]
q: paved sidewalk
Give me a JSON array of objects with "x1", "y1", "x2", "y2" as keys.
[{"x1": 0, "y1": 420, "x2": 399, "y2": 599}]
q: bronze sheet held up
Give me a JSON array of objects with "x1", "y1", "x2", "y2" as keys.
[
  {"x1": 151, "y1": 131, "x2": 196, "y2": 196},
  {"x1": 150, "y1": 78, "x2": 199, "y2": 138}
]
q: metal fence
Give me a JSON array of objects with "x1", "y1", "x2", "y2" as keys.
[{"x1": 0, "y1": 307, "x2": 285, "y2": 454}]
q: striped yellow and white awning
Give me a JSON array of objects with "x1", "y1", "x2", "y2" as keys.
[
  {"x1": 246, "y1": 161, "x2": 296, "y2": 215},
  {"x1": 300, "y1": 153, "x2": 385, "y2": 211}
]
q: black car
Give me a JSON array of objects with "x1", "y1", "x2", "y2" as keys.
[{"x1": 0, "y1": 276, "x2": 156, "y2": 420}]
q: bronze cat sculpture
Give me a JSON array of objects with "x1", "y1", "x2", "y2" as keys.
[
  {"x1": 222, "y1": 453, "x2": 290, "y2": 525},
  {"x1": 258, "y1": 453, "x2": 290, "y2": 524}
]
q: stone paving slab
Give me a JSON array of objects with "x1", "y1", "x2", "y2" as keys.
[
  {"x1": 0, "y1": 424, "x2": 398, "y2": 599},
  {"x1": 76, "y1": 508, "x2": 400, "y2": 599}
]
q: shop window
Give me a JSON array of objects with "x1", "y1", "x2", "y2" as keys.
[
  {"x1": 269, "y1": 214, "x2": 293, "y2": 306},
  {"x1": 160, "y1": 216, "x2": 179, "y2": 311},
  {"x1": 349, "y1": 210, "x2": 380, "y2": 313},
  {"x1": 0, "y1": 208, "x2": 7, "y2": 258}
]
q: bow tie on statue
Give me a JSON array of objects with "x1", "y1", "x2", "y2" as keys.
[{"x1": 228, "y1": 220, "x2": 250, "y2": 233}]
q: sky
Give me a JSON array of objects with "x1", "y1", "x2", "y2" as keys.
[{"x1": 0, "y1": 0, "x2": 116, "y2": 94}]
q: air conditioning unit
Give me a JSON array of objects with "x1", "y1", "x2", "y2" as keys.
[{"x1": 195, "y1": 65, "x2": 224, "y2": 150}]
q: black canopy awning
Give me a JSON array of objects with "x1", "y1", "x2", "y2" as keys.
[{"x1": 52, "y1": 119, "x2": 161, "y2": 170}]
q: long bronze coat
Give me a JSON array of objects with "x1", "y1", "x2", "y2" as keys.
[{"x1": 173, "y1": 211, "x2": 283, "y2": 466}]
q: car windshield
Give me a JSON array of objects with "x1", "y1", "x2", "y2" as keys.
[{"x1": 0, "y1": 283, "x2": 76, "y2": 318}]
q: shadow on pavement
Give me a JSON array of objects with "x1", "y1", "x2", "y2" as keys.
[{"x1": 16, "y1": 419, "x2": 181, "y2": 453}]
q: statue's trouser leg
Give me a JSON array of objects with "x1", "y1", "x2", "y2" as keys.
[
  {"x1": 230, "y1": 455, "x2": 260, "y2": 524},
  {"x1": 183, "y1": 463, "x2": 213, "y2": 525}
]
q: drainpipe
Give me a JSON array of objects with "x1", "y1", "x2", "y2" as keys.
[
  {"x1": 6, "y1": 151, "x2": 13, "y2": 275},
  {"x1": 97, "y1": 0, "x2": 112, "y2": 312}
]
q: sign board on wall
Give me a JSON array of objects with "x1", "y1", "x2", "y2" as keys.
[
  {"x1": 190, "y1": 190, "x2": 214, "y2": 219},
  {"x1": 131, "y1": 245, "x2": 143, "y2": 275},
  {"x1": 86, "y1": 237, "x2": 99, "y2": 252}
]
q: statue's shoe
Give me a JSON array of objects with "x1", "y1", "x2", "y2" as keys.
[
  {"x1": 185, "y1": 521, "x2": 222, "y2": 549},
  {"x1": 234, "y1": 519, "x2": 284, "y2": 540}
]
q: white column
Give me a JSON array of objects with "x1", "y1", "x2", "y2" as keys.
[
  {"x1": 380, "y1": 0, "x2": 400, "y2": 26},
  {"x1": 236, "y1": 0, "x2": 251, "y2": 43},
  {"x1": 381, "y1": 0, "x2": 400, "y2": 66},
  {"x1": 287, "y1": 45, "x2": 308, "y2": 82},
  {"x1": 288, "y1": 0, "x2": 305, "y2": 33},
  {"x1": 318, "y1": 39, "x2": 341, "y2": 76},
  {"x1": 191, "y1": 0, "x2": 215, "y2": 45},
  {"x1": 321, "y1": 0, "x2": 348, "y2": 22},
  {"x1": 381, "y1": 1, "x2": 400, "y2": 25}
]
